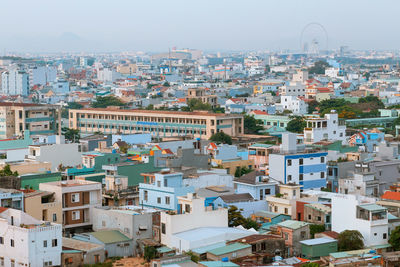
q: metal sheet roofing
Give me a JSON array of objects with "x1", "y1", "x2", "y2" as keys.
[
  {"x1": 90, "y1": 230, "x2": 131, "y2": 244},
  {"x1": 207, "y1": 242, "x2": 251, "y2": 256},
  {"x1": 300, "y1": 238, "x2": 337, "y2": 246}
]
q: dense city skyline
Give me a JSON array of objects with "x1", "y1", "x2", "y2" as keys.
[{"x1": 1, "y1": 0, "x2": 400, "y2": 52}]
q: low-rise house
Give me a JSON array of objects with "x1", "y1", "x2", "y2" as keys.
[
  {"x1": 303, "y1": 203, "x2": 332, "y2": 230},
  {"x1": 39, "y1": 179, "x2": 102, "y2": 234},
  {"x1": 303, "y1": 111, "x2": 346, "y2": 144},
  {"x1": 62, "y1": 237, "x2": 106, "y2": 265},
  {"x1": 266, "y1": 184, "x2": 301, "y2": 216},
  {"x1": 332, "y1": 194, "x2": 388, "y2": 247},
  {"x1": 0, "y1": 208, "x2": 62, "y2": 267},
  {"x1": 73, "y1": 230, "x2": 133, "y2": 258},
  {"x1": 213, "y1": 193, "x2": 268, "y2": 218},
  {"x1": 338, "y1": 162, "x2": 379, "y2": 197},
  {"x1": 206, "y1": 242, "x2": 252, "y2": 261},
  {"x1": 300, "y1": 238, "x2": 338, "y2": 260},
  {"x1": 234, "y1": 171, "x2": 277, "y2": 200},
  {"x1": 139, "y1": 170, "x2": 195, "y2": 211},
  {"x1": 229, "y1": 234, "x2": 286, "y2": 259},
  {"x1": 0, "y1": 188, "x2": 23, "y2": 210},
  {"x1": 92, "y1": 206, "x2": 155, "y2": 256},
  {"x1": 198, "y1": 261, "x2": 239, "y2": 267},
  {"x1": 248, "y1": 143, "x2": 274, "y2": 171},
  {"x1": 251, "y1": 211, "x2": 291, "y2": 230},
  {"x1": 270, "y1": 220, "x2": 310, "y2": 256},
  {"x1": 23, "y1": 190, "x2": 62, "y2": 224}
]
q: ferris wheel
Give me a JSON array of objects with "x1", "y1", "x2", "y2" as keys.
[{"x1": 300, "y1": 22, "x2": 329, "y2": 55}]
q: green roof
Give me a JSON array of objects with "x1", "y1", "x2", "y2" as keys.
[
  {"x1": 157, "y1": 246, "x2": 174, "y2": 254},
  {"x1": 249, "y1": 143, "x2": 273, "y2": 149},
  {"x1": 358, "y1": 203, "x2": 386, "y2": 212},
  {"x1": 277, "y1": 220, "x2": 309, "y2": 230},
  {"x1": 207, "y1": 243, "x2": 251, "y2": 256},
  {"x1": 90, "y1": 230, "x2": 131, "y2": 244},
  {"x1": 199, "y1": 261, "x2": 239, "y2": 267}
]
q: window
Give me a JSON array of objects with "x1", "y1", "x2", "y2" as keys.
[
  {"x1": 52, "y1": 239, "x2": 58, "y2": 247},
  {"x1": 157, "y1": 181, "x2": 161, "y2": 187},
  {"x1": 383, "y1": 233, "x2": 387, "y2": 239},
  {"x1": 287, "y1": 159, "x2": 292, "y2": 166},
  {"x1": 299, "y1": 158, "x2": 303, "y2": 165},
  {"x1": 320, "y1": 157, "x2": 325, "y2": 163},
  {"x1": 287, "y1": 175, "x2": 292, "y2": 181},
  {"x1": 10, "y1": 260, "x2": 14, "y2": 267},
  {"x1": 94, "y1": 255, "x2": 100, "y2": 264},
  {"x1": 52, "y1": 214, "x2": 57, "y2": 222},
  {"x1": 157, "y1": 197, "x2": 161, "y2": 204},
  {"x1": 0, "y1": 257, "x2": 4, "y2": 267},
  {"x1": 0, "y1": 237, "x2": 3, "y2": 244},
  {"x1": 308, "y1": 214, "x2": 311, "y2": 220},
  {"x1": 284, "y1": 208, "x2": 288, "y2": 214},
  {"x1": 161, "y1": 223, "x2": 166, "y2": 234},
  {"x1": 72, "y1": 211, "x2": 80, "y2": 220},
  {"x1": 265, "y1": 189, "x2": 271, "y2": 195},
  {"x1": 317, "y1": 216, "x2": 321, "y2": 221},
  {"x1": 10, "y1": 239, "x2": 14, "y2": 247},
  {"x1": 165, "y1": 197, "x2": 170, "y2": 205},
  {"x1": 274, "y1": 206, "x2": 278, "y2": 212},
  {"x1": 300, "y1": 231, "x2": 306, "y2": 239},
  {"x1": 144, "y1": 191, "x2": 148, "y2": 201},
  {"x1": 71, "y1": 193, "x2": 80, "y2": 203},
  {"x1": 321, "y1": 172, "x2": 325, "y2": 178},
  {"x1": 164, "y1": 180, "x2": 168, "y2": 187},
  {"x1": 185, "y1": 204, "x2": 191, "y2": 213},
  {"x1": 43, "y1": 240, "x2": 47, "y2": 247},
  {"x1": 299, "y1": 174, "x2": 303, "y2": 181}
]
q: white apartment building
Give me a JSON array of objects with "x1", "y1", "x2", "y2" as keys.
[
  {"x1": 1, "y1": 68, "x2": 29, "y2": 96},
  {"x1": 266, "y1": 184, "x2": 301, "y2": 216},
  {"x1": 304, "y1": 111, "x2": 346, "y2": 144},
  {"x1": 0, "y1": 208, "x2": 62, "y2": 267},
  {"x1": 332, "y1": 194, "x2": 388, "y2": 247},
  {"x1": 278, "y1": 95, "x2": 308, "y2": 115},
  {"x1": 279, "y1": 82, "x2": 306, "y2": 97},
  {"x1": 160, "y1": 193, "x2": 228, "y2": 252},
  {"x1": 39, "y1": 180, "x2": 102, "y2": 234}
]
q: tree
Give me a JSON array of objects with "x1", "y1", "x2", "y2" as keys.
[
  {"x1": 67, "y1": 102, "x2": 83, "y2": 109},
  {"x1": 244, "y1": 115, "x2": 264, "y2": 134},
  {"x1": 210, "y1": 132, "x2": 232, "y2": 145},
  {"x1": 145, "y1": 104, "x2": 154, "y2": 110},
  {"x1": 308, "y1": 60, "x2": 330, "y2": 75},
  {"x1": 308, "y1": 100, "x2": 319, "y2": 114},
  {"x1": 62, "y1": 127, "x2": 80, "y2": 143},
  {"x1": 286, "y1": 116, "x2": 306, "y2": 133},
  {"x1": 228, "y1": 206, "x2": 259, "y2": 230},
  {"x1": 163, "y1": 81, "x2": 170, "y2": 87},
  {"x1": 234, "y1": 167, "x2": 253, "y2": 178},
  {"x1": 91, "y1": 96, "x2": 125, "y2": 108},
  {"x1": 187, "y1": 98, "x2": 212, "y2": 111},
  {"x1": 389, "y1": 225, "x2": 400, "y2": 250},
  {"x1": 337, "y1": 230, "x2": 364, "y2": 251},
  {"x1": 302, "y1": 263, "x2": 319, "y2": 267},
  {"x1": 185, "y1": 251, "x2": 199, "y2": 263},
  {"x1": 310, "y1": 224, "x2": 326, "y2": 238},
  {"x1": 358, "y1": 95, "x2": 385, "y2": 109},
  {"x1": 0, "y1": 164, "x2": 18, "y2": 177},
  {"x1": 144, "y1": 246, "x2": 157, "y2": 262}
]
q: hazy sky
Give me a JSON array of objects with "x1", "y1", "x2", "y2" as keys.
[{"x1": 1, "y1": 0, "x2": 399, "y2": 53}]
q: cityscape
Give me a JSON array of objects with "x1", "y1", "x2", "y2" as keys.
[{"x1": 2, "y1": 0, "x2": 400, "y2": 267}]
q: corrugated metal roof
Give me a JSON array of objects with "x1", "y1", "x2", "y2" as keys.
[
  {"x1": 207, "y1": 242, "x2": 251, "y2": 256},
  {"x1": 277, "y1": 220, "x2": 309, "y2": 230},
  {"x1": 90, "y1": 230, "x2": 131, "y2": 244}
]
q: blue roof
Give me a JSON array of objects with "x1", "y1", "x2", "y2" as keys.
[{"x1": 192, "y1": 242, "x2": 226, "y2": 254}]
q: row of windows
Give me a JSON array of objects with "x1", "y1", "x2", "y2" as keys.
[
  {"x1": 80, "y1": 124, "x2": 207, "y2": 135},
  {"x1": 157, "y1": 196, "x2": 171, "y2": 205},
  {"x1": 287, "y1": 172, "x2": 325, "y2": 181},
  {"x1": 0, "y1": 236, "x2": 57, "y2": 247},
  {"x1": 287, "y1": 157, "x2": 325, "y2": 166},
  {"x1": 77, "y1": 113, "x2": 208, "y2": 125}
]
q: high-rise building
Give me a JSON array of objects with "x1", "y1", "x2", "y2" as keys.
[{"x1": 1, "y1": 68, "x2": 29, "y2": 96}]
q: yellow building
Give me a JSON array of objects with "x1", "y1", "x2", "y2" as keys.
[
  {"x1": 69, "y1": 108, "x2": 243, "y2": 139},
  {"x1": 212, "y1": 158, "x2": 254, "y2": 176},
  {"x1": 23, "y1": 190, "x2": 63, "y2": 224}
]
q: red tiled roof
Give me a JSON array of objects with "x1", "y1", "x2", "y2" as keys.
[
  {"x1": 251, "y1": 110, "x2": 267, "y2": 115},
  {"x1": 381, "y1": 191, "x2": 400, "y2": 201},
  {"x1": 0, "y1": 207, "x2": 8, "y2": 213}
]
